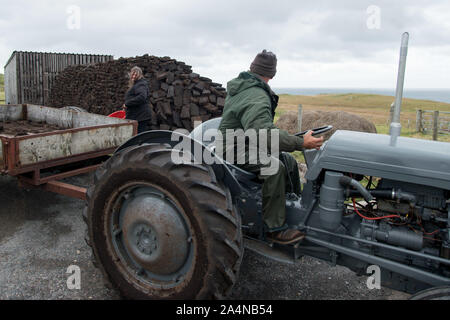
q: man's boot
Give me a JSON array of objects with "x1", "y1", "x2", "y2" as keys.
[{"x1": 267, "y1": 228, "x2": 305, "y2": 244}]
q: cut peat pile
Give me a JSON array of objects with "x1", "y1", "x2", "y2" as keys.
[
  {"x1": 48, "y1": 54, "x2": 227, "y2": 131},
  {"x1": 0, "y1": 120, "x2": 63, "y2": 136},
  {"x1": 276, "y1": 110, "x2": 377, "y2": 140}
]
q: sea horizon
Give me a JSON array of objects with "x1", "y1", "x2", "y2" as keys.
[{"x1": 273, "y1": 88, "x2": 450, "y2": 104}]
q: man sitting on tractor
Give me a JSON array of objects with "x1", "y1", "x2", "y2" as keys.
[{"x1": 218, "y1": 50, "x2": 323, "y2": 244}]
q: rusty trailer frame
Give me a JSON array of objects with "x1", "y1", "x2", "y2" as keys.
[{"x1": 0, "y1": 104, "x2": 138, "y2": 199}]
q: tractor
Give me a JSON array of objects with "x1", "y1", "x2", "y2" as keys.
[{"x1": 84, "y1": 33, "x2": 450, "y2": 299}]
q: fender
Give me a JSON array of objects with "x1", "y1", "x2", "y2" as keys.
[{"x1": 115, "y1": 130, "x2": 243, "y2": 196}]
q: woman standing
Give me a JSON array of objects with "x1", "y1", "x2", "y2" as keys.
[{"x1": 123, "y1": 66, "x2": 152, "y2": 133}]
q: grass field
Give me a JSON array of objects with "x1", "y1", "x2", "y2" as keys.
[{"x1": 277, "y1": 93, "x2": 450, "y2": 143}]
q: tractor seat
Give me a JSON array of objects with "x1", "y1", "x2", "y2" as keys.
[
  {"x1": 225, "y1": 162, "x2": 258, "y2": 181},
  {"x1": 189, "y1": 117, "x2": 258, "y2": 181},
  {"x1": 209, "y1": 145, "x2": 258, "y2": 181}
]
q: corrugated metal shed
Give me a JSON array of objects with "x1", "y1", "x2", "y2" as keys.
[{"x1": 4, "y1": 51, "x2": 113, "y2": 105}]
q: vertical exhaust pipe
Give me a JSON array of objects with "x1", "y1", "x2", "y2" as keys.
[{"x1": 390, "y1": 32, "x2": 409, "y2": 146}]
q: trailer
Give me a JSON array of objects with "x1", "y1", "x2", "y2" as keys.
[{"x1": 0, "y1": 104, "x2": 137, "y2": 199}]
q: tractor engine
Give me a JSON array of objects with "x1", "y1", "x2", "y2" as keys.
[
  {"x1": 298, "y1": 129, "x2": 450, "y2": 293},
  {"x1": 319, "y1": 172, "x2": 449, "y2": 258},
  {"x1": 361, "y1": 179, "x2": 449, "y2": 257}
]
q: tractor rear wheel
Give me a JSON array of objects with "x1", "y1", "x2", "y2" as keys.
[
  {"x1": 85, "y1": 143, "x2": 243, "y2": 299},
  {"x1": 409, "y1": 286, "x2": 450, "y2": 300}
]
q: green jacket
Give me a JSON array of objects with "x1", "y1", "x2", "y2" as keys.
[{"x1": 218, "y1": 71, "x2": 303, "y2": 161}]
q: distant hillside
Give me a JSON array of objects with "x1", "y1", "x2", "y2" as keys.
[
  {"x1": 279, "y1": 93, "x2": 450, "y2": 113},
  {"x1": 277, "y1": 93, "x2": 450, "y2": 142}
]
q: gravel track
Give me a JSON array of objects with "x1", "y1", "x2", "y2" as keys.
[{"x1": 0, "y1": 174, "x2": 409, "y2": 300}]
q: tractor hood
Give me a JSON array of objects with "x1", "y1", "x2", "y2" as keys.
[{"x1": 305, "y1": 130, "x2": 450, "y2": 190}]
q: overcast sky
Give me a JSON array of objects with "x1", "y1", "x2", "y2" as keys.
[{"x1": 0, "y1": 0, "x2": 449, "y2": 89}]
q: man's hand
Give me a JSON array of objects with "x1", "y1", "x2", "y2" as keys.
[
  {"x1": 122, "y1": 104, "x2": 127, "y2": 110},
  {"x1": 303, "y1": 131, "x2": 324, "y2": 150}
]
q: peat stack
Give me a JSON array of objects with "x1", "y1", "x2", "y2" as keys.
[
  {"x1": 276, "y1": 110, "x2": 377, "y2": 140},
  {"x1": 48, "y1": 54, "x2": 227, "y2": 131}
]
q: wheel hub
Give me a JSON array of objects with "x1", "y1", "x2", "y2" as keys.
[
  {"x1": 118, "y1": 189, "x2": 190, "y2": 276},
  {"x1": 135, "y1": 225, "x2": 157, "y2": 256}
]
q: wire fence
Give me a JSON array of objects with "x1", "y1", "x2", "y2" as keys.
[{"x1": 416, "y1": 110, "x2": 450, "y2": 140}]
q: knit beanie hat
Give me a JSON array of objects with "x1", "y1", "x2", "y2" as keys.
[{"x1": 250, "y1": 50, "x2": 277, "y2": 79}]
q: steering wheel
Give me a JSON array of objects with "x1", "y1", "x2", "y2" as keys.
[{"x1": 294, "y1": 125, "x2": 333, "y2": 137}]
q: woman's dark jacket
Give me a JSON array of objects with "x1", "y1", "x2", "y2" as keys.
[{"x1": 124, "y1": 78, "x2": 152, "y2": 121}]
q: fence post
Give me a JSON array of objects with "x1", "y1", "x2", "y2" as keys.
[
  {"x1": 390, "y1": 102, "x2": 395, "y2": 124},
  {"x1": 416, "y1": 109, "x2": 422, "y2": 133},
  {"x1": 432, "y1": 110, "x2": 439, "y2": 141},
  {"x1": 298, "y1": 104, "x2": 303, "y2": 132}
]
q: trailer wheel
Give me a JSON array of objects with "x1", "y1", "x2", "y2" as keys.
[{"x1": 85, "y1": 143, "x2": 243, "y2": 299}]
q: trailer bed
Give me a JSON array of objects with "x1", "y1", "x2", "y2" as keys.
[
  {"x1": 0, "y1": 104, "x2": 137, "y2": 198},
  {"x1": 0, "y1": 120, "x2": 63, "y2": 135}
]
